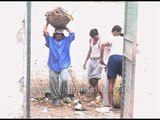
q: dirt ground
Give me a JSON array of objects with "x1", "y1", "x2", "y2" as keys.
[
  {"x1": 30, "y1": 96, "x2": 120, "y2": 119},
  {"x1": 30, "y1": 73, "x2": 122, "y2": 118}
]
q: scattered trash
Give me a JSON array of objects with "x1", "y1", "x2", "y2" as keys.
[
  {"x1": 74, "y1": 103, "x2": 82, "y2": 110},
  {"x1": 31, "y1": 98, "x2": 38, "y2": 102},
  {"x1": 96, "y1": 96, "x2": 101, "y2": 100},
  {"x1": 73, "y1": 99, "x2": 80, "y2": 105},
  {"x1": 44, "y1": 92, "x2": 53, "y2": 101},
  {"x1": 42, "y1": 107, "x2": 49, "y2": 113},
  {"x1": 45, "y1": 98, "x2": 49, "y2": 101},
  {"x1": 91, "y1": 101, "x2": 95, "y2": 105},
  {"x1": 63, "y1": 97, "x2": 72, "y2": 103},
  {"x1": 67, "y1": 103, "x2": 72, "y2": 107},
  {"x1": 95, "y1": 107, "x2": 110, "y2": 113},
  {"x1": 73, "y1": 103, "x2": 87, "y2": 111}
]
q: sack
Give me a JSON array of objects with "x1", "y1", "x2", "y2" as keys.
[{"x1": 113, "y1": 76, "x2": 122, "y2": 108}]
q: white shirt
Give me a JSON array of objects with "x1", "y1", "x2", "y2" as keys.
[
  {"x1": 90, "y1": 38, "x2": 101, "y2": 58},
  {"x1": 107, "y1": 34, "x2": 123, "y2": 56}
]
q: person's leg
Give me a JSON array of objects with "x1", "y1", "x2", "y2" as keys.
[
  {"x1": 107, "y1": 55, "x2": 119, "y2": 110},
  {"x1": 91, "y1": 79, "x2": 98, "y2": 100},
  {"x1": 117, "y1": 55, "x2": 123, "y2": 76},
  {"x1": 60, "y1": 68, "x2": 69, "y2": 100},
  {"x1": 49, "y1": 69, "x2": 61, "y2": 105},
  {"x1": 88, "y1": 60, "x2": 94, "y2": 86},
  {"x1": 92, "y1": 79, "x2": 103, "y2": 100},
  {"x1": 88, "y1": 79, "x2": 95, "y2": 100},
  {"x1": 92, "y1": 59, "x2": 103, "y2": 99},
  {"x1": 108, "y1": 79, "x2": 115, "y2": 110},
  {"x1": 89, "y1": 79, "x2": 94, "y2": 87},
  {"x1": 88, "y1": 60, "x2": 95, "y2": 98},
  {"x1": 97, "y1": 83, "x2": 103, "y2": 99},
  {"x1": 88, "y1": 59, "x2": 102, "y2": 100}
]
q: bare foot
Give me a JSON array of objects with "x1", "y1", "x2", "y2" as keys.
[
  {"x1": 109, "y1": 107, "x2": 115, "y2": 111},
  {"x1": 99, "y1": 92, "x2": 103, "y2": 99}
]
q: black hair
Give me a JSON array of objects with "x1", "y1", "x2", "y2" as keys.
[
  {"x1": 53, "y1": 33, "x2": 64, "y2": 36},
  {"x1": 52, "y1": 33, "x2": 65, "y2": 39},
  {"x1": 112, "y1": 25, "x2": 122, "y2": 32},
  {"x1": 89, "y1": 28, "x2": 99, "y2": 37},
  {"x1": 112, "y1": 25, "x2": 124, "y2": 37},
  {"x1": 119, "y1": 33, "x2": 124, "y2": 37}
]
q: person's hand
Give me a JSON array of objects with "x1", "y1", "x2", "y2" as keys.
[
  {"x1": 65, "y1": 26, "x2": 68, "y2": 30},
  {"x1": 45, "y1": 18, "x2": 49, "y2": 24},
  {"x1": 65, "y1": 26, "x2": 71, "y2": 33},
  {"x1": 100, "y1": 59, "x2": 104, "y2": 65},
  {"x1": 83, "y1": 63, "x2": 87, "y2": 69}
]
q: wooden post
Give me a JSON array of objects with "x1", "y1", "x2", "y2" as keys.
[
  {"x1": 68, "y1": 69, "x2": 86, "y2": 110},
  {"x1": 24, "y1": 1, "x2": 31, "y2": 118}
]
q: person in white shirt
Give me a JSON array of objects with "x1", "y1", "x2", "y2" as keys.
[
  {"x1": 83, "y1": 28, "x2": 103, "y2": 101},
  {"x1": 100, "y1": 25, "x2": 124, "y2": 111}
]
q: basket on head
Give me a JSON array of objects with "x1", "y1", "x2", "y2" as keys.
[{"x1": 45, "y1": 7, "x2": 73, "y2": 29}]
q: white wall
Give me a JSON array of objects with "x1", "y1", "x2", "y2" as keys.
[
  {"x1": 133, "y1": 2, "x2": 160, "y2": 118},
  {"x1": 0, "y1": 2, "x2": 25, "y2": 118}
]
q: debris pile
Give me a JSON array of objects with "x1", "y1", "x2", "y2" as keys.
[{"x1": 45, "y1": 7, "x2": 73, "y2": 29}]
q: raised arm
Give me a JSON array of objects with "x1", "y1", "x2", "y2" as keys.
[
  {"x1": 43, "y1": 22, "x2": 49, "y2": 37},
  {"x1": 65, "y1": 26, "x2": 72, "y2": 33},
  {"x1": 65, "y1": 26, "x2": 75, "y2": 42}
]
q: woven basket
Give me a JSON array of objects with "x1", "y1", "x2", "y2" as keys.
[{"x1": 45, "y1": 7, "x2": 73, "y2": 29}]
